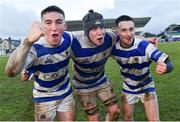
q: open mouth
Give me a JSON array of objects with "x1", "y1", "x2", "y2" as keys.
[
  {"x1": 125, "y1": 37, "x2": 132, "y2": 41},
  {"x1": 96, "y1": 37, "x2": 103, "y2": 45},
  {"x1": 97, "y1": 37, "x2": 103, "y2": 41},
  {"x1": 52, "y1": 34, "x2": 59, "y2": 38}
]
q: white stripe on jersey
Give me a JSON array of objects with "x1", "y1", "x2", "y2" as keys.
[
  {"x1": 33, "y1": 82, "x2": 72, "y2": 98},
  {"x1": 34, "y1": 74, "x2": 70, "y2": 91},
  {"x1": 38, "y1": 66, "x2": 68, "y2": 81}
]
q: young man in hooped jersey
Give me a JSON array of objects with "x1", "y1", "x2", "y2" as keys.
[
  {"x1": 70, "y1": 9, "x2": 120, "y2": 121},
  {"x1": 5, "y1": 5, "x2": 75, "y2": 121},
  {"x1": 111, "y1": 15, "x2": 173, "y2": 121}
]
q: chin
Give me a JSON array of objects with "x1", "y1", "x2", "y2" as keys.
[
  {"x1": 96, "y1": 42, "x2": 103, "y2": 46},
  {"x1": 98, "y1": 40, "x2": 104, "y2": 45},
  {"x1": 52, "y1": 41, "x2": 60, "y2": 46},
  {"x1": 52, "y1": 43, "x2": 60, "y2": 46}
]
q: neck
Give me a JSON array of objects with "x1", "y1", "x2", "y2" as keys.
[
  {"x1": 44, "y1": 37, "x2": 61, "y2": 47},
  {"x1": 120, "y1": 39, "x2": 134, "y2": 48},
  {"x1": 85, "y1": 36, "x2": 97, "y2": 47}
]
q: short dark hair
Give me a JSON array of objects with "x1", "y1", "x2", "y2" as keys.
[
  {"x1": 41, "y1": 5, "x2": 65, "y2": 19},
  {"x1": 115, "y1": 15, "x2": 134, "y2": 26}
]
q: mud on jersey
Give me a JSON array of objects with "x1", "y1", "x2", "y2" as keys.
[
  {"x1": 25, "y1": 32, "x2": 74, "y2": 103},
  {"x1": 71, "y1": 32, "x2": 117, "y2": 91}
]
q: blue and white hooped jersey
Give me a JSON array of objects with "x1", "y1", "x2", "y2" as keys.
[
  {"x1": 25, "y1": 32, "x2": 73, "y2": 103},
  {"x1": 111, "y1": 38, "x2": 168, "y2": 94},
  {"x1": 71, "y1": 32, "x2": 117, "y2": 90}
]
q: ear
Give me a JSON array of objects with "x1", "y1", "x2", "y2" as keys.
[
  {"x1": 64, "y1": 22, "x2": 67, "y2": 30},
  {"x1": 115, "y1": 27, "x2": 119, "y2": 33}
]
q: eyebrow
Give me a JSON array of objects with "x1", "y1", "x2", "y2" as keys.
[{"x1": 44, "y1": 18, "x2": 63, "y2": 22}]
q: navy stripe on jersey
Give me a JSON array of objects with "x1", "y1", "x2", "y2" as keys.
[
  {"x1": 111, "y1": 40, "x2": 148, "y2": 58},
  {"x1": 26, "y1": 66, "x2": 36, "y2": 74},
  {"x1": 71, "y1": 33, "x2": 113, "y2": 57},
  {"x1": 39, "y1": 58, "x2": 69, "y2": 73},
  {"x1": 112, "y1": 48, "x2": 144, "y2": 58},
  {"x1": 73, "y1": 71, "x2": 105, "y2": 84},
  {"x1": 34, "y1": 71, "x2": 68, "y2": 88},
  {"x1": 121, "y1": 71, "x2": 150, "y2": 81},
  {"x1": 122, "y1": 87, "x2": 155, "y2": 94},
  {"x1": 33, "y1": 42, "x2": 71, "y2": 57},
  {"x1": 117, "y1": 61, "x2": 151, "y2": 70},
  {"x1": 124, "y1": 77, "x2": 152, "y2": 90},
  {"x1": 33, "y1": 43, "x2": 68, "y2": 57},
  {"x1": 74, "y1": 64, "x2": 103, "y2": 77},
  {"x1": 34, "y1": 78, "x2": 70, "y2": 92},
  {"x1": 55, "y1": 78, "x2": 70, "y2": 91},
  {"x1": 73, "y1": 77, "x2": 107, "y2": 89},
  {"x1": 151, "y1": 50, "x2": 164, "y2": 62},
  {"x1": 27, "y1": 58, "x2": 69, "y2": 73},
  {"x1": 33, "y1": 32, "x2": 71, "y2": 57},
  {"x1": 73, "y1": 57, "x2": 108, "y2": 68},
  {"x1": 33, "y1": 87, "x2": 73, "y2": 103},
  {"x1": 63, "y1": 32, "x2": 71, "y2": 43}
]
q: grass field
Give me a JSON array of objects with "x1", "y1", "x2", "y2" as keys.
[{"x1": 0, "y1": 41, "x2": 180, "y2": 121}]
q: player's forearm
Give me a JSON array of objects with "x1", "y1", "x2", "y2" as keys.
[{"x1": 5, "y1": 38, "x2": 33, "y2": 77}]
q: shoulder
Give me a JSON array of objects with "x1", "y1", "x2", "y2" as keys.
[
  {"x1": 135, "y1": 38, "x2": 158, "y2": 54},
  {"x1": 135, "y1": 38, "x2": 150, "y2": 48},
  {"x1": 32, "y1": 38, "x2": 44, "y2": 50},
  {"x1": 105, "y1": 31, "x2": 117, "y2": 39},
  {"x1": 105, "y1": 31, "x2": 118, "y2": 44},
  {"x1": 63, "y1": 31, "x2": 73, "y2": 41},
  {"x1": 71, "y1": 32, "x2": 86, "y2": 45}
]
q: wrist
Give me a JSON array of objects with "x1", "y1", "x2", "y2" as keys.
[{"x1": 23, "y1": 38, "x2": 34, "y2": 47}]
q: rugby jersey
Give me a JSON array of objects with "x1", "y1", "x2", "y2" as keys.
[
  {"x1": 25, "y1": 32, "x2": 73, "y2": 103},
  {"x1": 111, "y1": 38, "x2": 168, "y2": 94},
  {"x1": 71, "y1": 32, "x2": 117, "y2": 90}
]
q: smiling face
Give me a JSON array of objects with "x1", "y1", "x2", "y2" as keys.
[
  {"x1": 116, "y1": 20, "x2": 135, "y2": 47},
  {"x1": 41, "y1": 11, "x2": 67, "y2": 46},
  {"x1": 88, "y1": 26, "x2": 105, "y2": 46}
]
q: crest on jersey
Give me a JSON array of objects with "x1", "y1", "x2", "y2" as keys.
[
  {"x1": 103, "y1": 52, "x2": 106, "y2": 57},
  {"x1": 79, "y1": 58, "x2": 90, "y2": 64},
  {"x1": 45, "y1": 56, "x2": 53, "y2": 64},
  {"x1": 65, "y1": 51, "x2": 69, "y2": 56},
  {"x1": 134, "y1": 57, "x2": 139, "y2": 63}
]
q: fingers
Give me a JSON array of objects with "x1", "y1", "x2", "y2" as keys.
[
  {"x1": 27, "y1": 21, "x2": 45, "y2": 43},
  {"x1": 153, "y1": 38, "x2": 159, "y2": 47},
  {"x1": 156, "y1": 62, "x2": 167, "y2": 75},
  {"x1": 40, "y1": 23, "x2": 46, "y2": 36},
  {"x1": 148, "y1": 37, "x2": 159, "y2": 47},
  {"x1": 20, "y1": 70, "x2": 30, "y2": 81}
]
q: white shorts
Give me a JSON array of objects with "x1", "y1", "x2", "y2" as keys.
[
  {"x1": 121, "y1": 91, "x2": 157, "y2": 104},
  {"x1": 34, "y1": 94, "x2": 74, "y2": 121}
]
